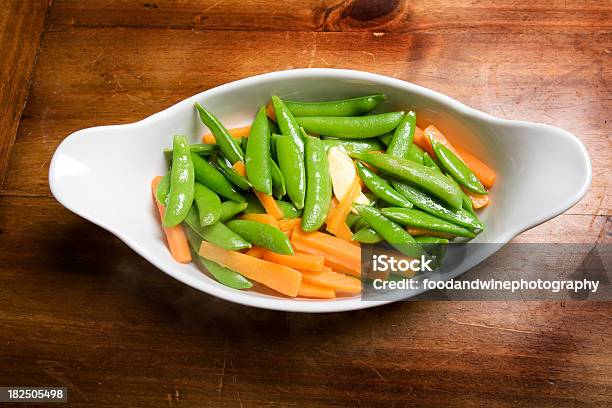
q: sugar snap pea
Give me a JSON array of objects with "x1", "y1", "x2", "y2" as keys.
[
  {"x1": 194, "y1": 182, "x2": 221, "y2": 226},
  {"x1": 184, "y1": 227, "x2": 253, "y2": 289},
  {"x1": 243, "y1": 193, "x2": 265, "y2": 213},
  {"x1": 353, "y1": 204, "x2": 425, "y2": 259},
  {"x1": 227, "y1": 220, "x2": 294, "y2": 255},
  {"x1": 414, "y1": 236, "x2": 449, "y2": 245},
  {"x1": 387, "y1": 111, "x2": 416, "y2": 158},
  {"x1": 156, "y1": 170, "x2": 171, "y2": 205},
  {"x1": 445, "y1": 174, "x2": 475, "y2": 216},
  {"x1": 245, "y1": 106, "x2": 272, "y2": 195},
  {"x1": 296, "y1": 111, "x2": 405, "y2": 139},
  {"x1": 392, "y1": 181, "x2": 484, "y2": 231},
  {"x1": 184, "y1": 207, "x2": 251, "y2": 251},
  {"x1": 214, "y1": 156, "x2": 252, "y2": 190},
  {"x1": 406, "y1": 144, "x2": 425, "y2": 164},
  {"x1": 276, "y1": 134, "x2": 306, "y2": 209},
  {"x1": 302, "y1": 135, "x2": 332, "y2": 232},
  {"x1": 422, "y1": 152, "x2": 441, "y2": 172},
  {"x1": 164, "y1": 135, "x2": 195, "y2": 227},
  {"x1": 355, "y1": 161, "x2": 412, "y2": 208},
  {"x1": 346, "y1": 213, "x2": 361, "y2": 229},
  {"x1": 191, "y1": 153, "x2": 244, "y2": 203},
  {"x1": 164, "y1": 143, "x2": 217, "y2": 162},
  {"x1": 352, "y1": 152, "x2": 463, "y2": 210},
  {"x1": 270, "y1": 159, "x2": 286, "y2": 199},
  {"x1": 195, "y1": 102, "x2": 244, "y2": 164},
  {"x1": 275, "y1": 200, "x2": 302, "y2": 219},
  {"x1": 381, "y1": 207, "x2": 475, "y2": 238},
  {"x1": 433, "y1": 142, "x2": 487, "y2": 194},
  {"x1": 282, "y1": 94, "x2": 385, "y2": 117},
  {"x1": 352, "y1": 226, "x2": 383, "y2": 244},
  {"x1": 321, "y1": 138, "x2": 384, "y2": 155},
  {"x1": 219, "y1": 201, "x2": 248, "y2": 222},
  {"x1": 272, "y1": 95, "x2": 304, "y2": 145}
]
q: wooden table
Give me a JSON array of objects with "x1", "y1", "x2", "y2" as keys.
[{"x1": 1, "y1": 1, "x2": 610, "y2": 406}]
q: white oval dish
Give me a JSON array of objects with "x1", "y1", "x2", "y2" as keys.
[{"x1": 49, "y1": 69, "x2": 591, "y2": 312}]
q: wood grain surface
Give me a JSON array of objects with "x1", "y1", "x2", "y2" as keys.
[{"x1": 0, "y1": 0, "x2": 610, "y2": 406}]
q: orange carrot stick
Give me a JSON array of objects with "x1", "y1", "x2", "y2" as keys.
[
  {"x1": 232, "y1": 161, "x2": 247, "y2": 177},
  {"x1": 326, "y1": 176, "x2": 361, "y2": 240},
  {"x1": 254, "y1": 190, "x2": 284, "y2": 220},
  {"x1": 199, "y1": 241, "x2": 302, "y2": 297},
  {"x1": 463, "y1": 188, "x2": 489, "y2": 209},
  {"x1": 279, "y1": 218, "x2": 301, "y2": 232},
  {"x1": 241, "y1": 213, "x2": 280, "y2": 228},
  {"x1": 263, "y1": 250, "x2": 325, "y2": 272},
  {"x1": 245, "y1": 246, "x2": 266, "y2": 259},
  {"x1": 266, "y1": 102, "x2": 276, "y2": 121},
  {"x1": 297, "y1": 282, "x2": 335, "y2": 299},
  {"x1": 412, "y1": 126, "x2": 431, "y2": 155},
  {"x1": 455, "y1": 147, "x2": 496, "y2": 188},
  {"x1": 202, "y1": 126, "x2": 251, "y2": 144},
  {"x1": 300, "y1": 269, "x2": 361, "y2": 295},
  {"x1": 292, "y1": 227, "x2": 361, "y2": 276},
  {"x1": 151, "y1": 176, "x2": 191, "y2": 263}
]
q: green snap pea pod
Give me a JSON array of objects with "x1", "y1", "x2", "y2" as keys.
[
  {"x1": 184, "y1": 207, "x2": 250, "y2": 251},
  {"x1": 353, "y1": 204, "x2": 425, "y2": 259},
  {"x1": 413, "y1": 236, "x2": 447, "y2": 269},
  {"x1": 276, "y1": 134, "x2": 306, "y2": 209},
  {"x1": 282, "y1": 94, "x2": 385, "y2": 117},
  {"x1": 192, "y1": 153, "x2": 244, "y2": 202},
  {"x1": 194, "y1": 182, "x2": 222, "y2": 226},
  {"x1": 355, "y1": 161, "x2": 412, "y2": 208},
  {"x1": 352, "y1": 152, "x2": 463, "y2": 210},
  {"x1": 275, "y1": 200, "x2": 302, "y2": 219},
  {"x1": 352, "y1": 226, "x2": 383, "y2": 244},
  {"x1": 433, "y1": 141, "x2": 487, "y2": 194},
  {"x1": 387, "y1": 111, "x2": 416, "y2": 158},
  {"x1": 302, "y1": 135, "x2": 332, "y2": 232},
  {"x1": 406, "y1": 144, "x2": 425, "y2": 165},
  {"x1": 445, "y1": 174, "x2": 475, "y2": 216},
  {"x1": 381, "y1": 207, "x2": 475, "y2": 238},
  {"x1": 270, "y1": 159, "x2": 286, "y2": 199},
  {"x1": 214, "y1": 156, "x2": 252, "y2": 190},
  {"x1": 245, "y1": 106, "x2": 272, "y2": 195},
  {"x1": 241, "y1": 136, "x2": 248, "y2": 153},
  {"x1": 195, "y1": 102, "x2": 244, "y2": 164},
  {"x1": 164, "y1": 143, "x2": 217, "y2": 162},
  {"x1": 156, "y1": 170, "x2": 171, "y2": 205},
  {"x1": 270, "y1": 133, "x2": 279, "y2": 160},
  {"x1": 378, "y1": 132, "x2": 392, "y2": 145},
  {"x1": 392, "y1": 181, "x2": 484, "y2": 231},
  {"x1": 164, "y1": 135, "x2": 195, "y2": 227},
  {"x1": 296, "y1": 111, "x2": 405, "y2": 139},
  {"x1": 184, "y1": 227, "x2": 252, "y2": 289},
  {"x1": 268, "y1": 118, "x2": 279, "y2": 135},
  {"x1": 243, "y1": 193, "x2": 265, "y2": 213},
  {"x1": 271, "y1": 95, "x2": 304, "y2": 146},
  {"x1": 414, "y1": 236, "x2": 450, "y2": 245},
  {"x1": 219, "y1": 201, "x2": 248, "y2": 222},
  {"x1": 422, "y1": 152, "x2": 441, "y2": 172},
  {"x1": 346, "y1": 213, "x2": 361, "y2": 229},
  {"x1": 227, "y1": 220, "x2": 294, "y2": 255},
  {"x1": 321, "y1": 138, "x2": 384, "y2": 155},
  {"x1": 353, "y1": 217, "x2": 369, "y2": 232}
]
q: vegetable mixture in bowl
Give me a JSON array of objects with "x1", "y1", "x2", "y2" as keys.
[{"x1": 152, "y1": 94, "x2": 496, "y2": 299}]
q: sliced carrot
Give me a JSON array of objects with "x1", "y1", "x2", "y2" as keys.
[
  {"x1": 263, "y1": 250, "x2": 325, "y2": 271},
  {"x1": 266, "y1": 101, "x2": 276, "y2": 121},
  {"x1": 232, "y1": 160, "x2": 247, "y2": 177},
  {"x1": 245, "y1": 246, "x2": 266, "y2": 259},
  {"x1": 300, "y1": 269, "x2": 361, "y2": 295},
  {"x1": 279, "y1": 218, "x2": 301, "y2": 232},
  {"x1": 297, "y1": 282, "x2": 335, "y2": 299},
  {"x1": 463, "y1": 188, "x2": 490, "y2": 209},
  {"x1": 253, "y1": 190, "x2": 284, "y2": 220},
  {"x1": 292, "y1": 227, "x2": 361, "y2": 276},
  {"x1": 407, "y1": 227, "x2": 455, "y2": 238},
  {"x1": 326, "y1": 176, "x2": 361, "y2": 241},
  {"x1": 151, "y1": 176, "x2": 191, "y2": 263},
  {"x1": 241, "y1": 213, "x2": 280, "y2": 228},
  {"x1": 455, "y1": 147, "x2": 496, "y2": 188},
  {"x1": 412, "y1": 126, "x2": 431, "y2": 155},
  {"x1": 202, "y1": 126, "x2": 251, "y2": 144},
  {"x1": 199, "y1": 241, "x2": 302, "y2": 297}
]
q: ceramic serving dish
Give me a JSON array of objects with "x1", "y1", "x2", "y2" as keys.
[{"x1": 49, "y1": 69, "x2": 591, "y2": 312}]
